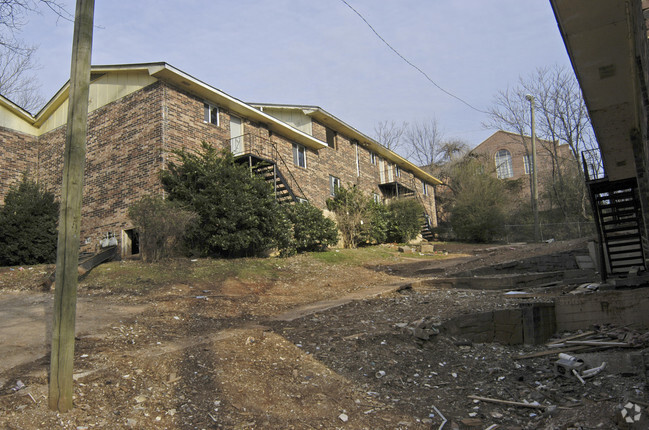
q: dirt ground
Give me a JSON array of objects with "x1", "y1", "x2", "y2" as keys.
[{"x1": 1, "y1": 239, "x2": 648, "y2": 429}]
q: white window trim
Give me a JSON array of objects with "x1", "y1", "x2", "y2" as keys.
[
  {"x1": 523, "y1": 154, "x2": 533, "y2": 175},
  {"x1": 330, "y1": 175, "x2": 341, "y2": 196},
  {"x1": 495, "y1": 149, "x2": 514, "y2": 179},
  {"x1": 422, "y1": 180, "x2": 428, "y2": 196},
  {"x1": 293, "y1": 143, "x2": 307, "y2": 168},
  {"x1": 370, "y1": 151, "x2": 377, "y2": 165},
  {"x1": 203, "y1": 102, "x2": 219, "y2": 126},
  {"x1": 355, "y1": 141, "x2": 360, "y2": 177}
]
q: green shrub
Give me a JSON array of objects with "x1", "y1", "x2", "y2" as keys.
[
  {"x1": 363, "y1": 201, "x2": 390, "y2": 244},
  {"x1": 326, "y1": 184, "x2": 370, "y2": 248},
  {"x1": 284, "y1": 203, "x2": 338, "y2": 252},
  {"x1": 127, "y1": 195, "x2": 197, "y2": 262},
  {"x1": 386, "y1": 198, "x2": 423, "y2": 243},
  {"x1": 0, "y1": 175, "x2": 59, "y2": 266},
  {"x1": 161, "y1": 143, "x2": 291, "y2": 257}
]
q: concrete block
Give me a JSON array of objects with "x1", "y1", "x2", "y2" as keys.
[{"x1": 521, "y1": 303, "x2": 556, "y2": 345}]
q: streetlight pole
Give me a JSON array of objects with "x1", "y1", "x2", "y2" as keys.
[{"x1": 526, "y1": 94, "x2": 540, "y2": 242}]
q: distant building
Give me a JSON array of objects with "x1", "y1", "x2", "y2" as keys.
[{"x1": 470, "y1": 130, "x2": 574, "y2": 201}]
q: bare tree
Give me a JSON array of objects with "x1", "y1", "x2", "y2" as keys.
[
  {"x1": 402, "y1": 118, "x2": 447, "y2": 167},
  {"x1": 0, "y1": 45, "x2": 43, "y2": 111},
  {"x1": 484, "y1": 65, "x2": 595, "y2": 220},
  {"x1": 0, "y1": 0, "x2": 68, "y2": 51},
  {"x1": 373, "y1": 120, "x2": 407, "y2": 152},
  {"x1": 0, "y1": 0, "x2": 70, "y2": 111}
]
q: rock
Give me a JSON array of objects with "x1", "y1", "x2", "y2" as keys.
[
  {"x1": 338, "y1": 413, "x2": 349, "y2": 422},
  {"x1": 421, "y1": 244, "x2": 435, "y2": 253}
]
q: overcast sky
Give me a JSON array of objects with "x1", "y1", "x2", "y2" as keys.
[{"x1": 23, "y1": 1, "x2": 570, "y2": 150}]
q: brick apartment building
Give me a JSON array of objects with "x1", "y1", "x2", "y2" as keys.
[
  {"x1": 0, "y1": 62, "x2": 441, "y2": 257},
  {"x1": 471, "y1": 130, "x2": 575, "y2": 201}
]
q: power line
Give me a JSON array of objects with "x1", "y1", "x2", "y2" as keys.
[{"x1": 339, "y1": 0, "x2": 489, "y2": 115}]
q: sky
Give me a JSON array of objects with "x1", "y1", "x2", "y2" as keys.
[{"x1": 21, "y1": 1, "x2": 571, "y2": 151}]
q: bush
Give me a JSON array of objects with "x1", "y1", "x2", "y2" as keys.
[
  {"x1": 386, "y1": 199, "x2": 423, "y2": 243},
  {"x1": 161, "y1": 143, "x2": 292, "y2": 257},
  {"x1": 127, "y1": 195, "x2": 197, "y2": 262},
  {"x1": 0, "y1": 175, "x2": 59, "y2": 266},
  {"x1": 363, "y1": 201, "x2": 390, "y2": 244},
  {"x1": 284, "y1": 203, "x2": 338, "y2": 252},
  {"x1": 448, "y1": 157, "x2": 508, "y2": 242},
  {"x1": 326, "y1": 184, "x2": 370, "y2": 248}
]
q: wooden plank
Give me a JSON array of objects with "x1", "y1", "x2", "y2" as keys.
[
  {"x1": 468, "y1": 395, "x2": 548, "y2": 410},
  {"x1": 565, "y1": 340, "x2": 631, "y2": 347},
  {"x1": 514, "y1": 345, "x2": 590, "y2": 360},
  {"x1": 546, "y1": 331, "x2": 596, "y2": 346}
]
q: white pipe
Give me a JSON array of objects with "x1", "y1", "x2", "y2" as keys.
[{"x1": 432, "y1": 405, "x2": 447, "y2": 430}]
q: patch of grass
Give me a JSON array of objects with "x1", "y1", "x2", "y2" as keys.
[{"x1": 79, "y1": 244, "x2": 454, "y2": 295}]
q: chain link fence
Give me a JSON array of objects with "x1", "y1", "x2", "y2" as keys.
[{"x1": 502, "y1": 221, "x2": 596, "y2": 243}]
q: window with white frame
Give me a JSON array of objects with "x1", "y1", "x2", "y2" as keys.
[
  {"x1": 523, "y1": 154, "x2": 533, "y2": 175},
  {"x1": 329, "y1": 175, "x2": 341, "y2": 196},
  {"x1": 422, "y1": 180, "x2": 428, "y2": 196},
  {"x1": 370, "y1": 151, "x2": 377, "y2": 165},
  {"x1": 372, "y1": 193, "x2": 381, "y2": 204},
  {"x1": 203, "y1": 103, "x2": 219, "y2": 126},
  {"x1": 395, "y1": 165, "x2": 401, "y2": 177},
  {"x1": 495, "y1": 149, "x2": 514, "y2": 179},
  {"x1": 293, "y1": 143, "x2": 306, "y2": 168}
]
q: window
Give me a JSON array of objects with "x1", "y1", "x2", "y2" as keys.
[
  {"x1": 422, "y1": 180, "x2": 428, "y2": 196},
  {"x1": 370, "y1": 151, "x2": 377, "y2": 165},
  {"x1": 372, "y1": 193, "x2": 381, "y2": 204},
  {"x1": 523, "y1": 154, "x2": 533, "y2": 175},
  {"x1": 325, "y1": 127, "x2": 336, "y2": 149},
  {"x1": 495, "y1": 149, "x2": 513, "y2": 179},
  {"x1": 329, "y1": 175, "x2": 341, "y2": 196},
  {"x1": 353, "y1": 140, "x2": 360, "y2": 176},
  {"x1": 293, "y1": 143, "x2": 306, "y2": 168},
  {"x1": 203, "y1": 103, "x2": 219, "y2": 126},
  {"x1": 395, "y1": 165, "x2": 401, "y2": 178}
]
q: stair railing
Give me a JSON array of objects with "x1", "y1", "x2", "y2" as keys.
[{"x1": 228, "y1": 133, "x2": 307, "y2": 202}]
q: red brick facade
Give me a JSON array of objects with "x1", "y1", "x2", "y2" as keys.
[
  {"x1": 0, "y1": 65, "x2": 439, "y2": 255},
  {"x1": 471, "y1": 130, "x2": 575, "y2": 201},
  {"x1": 0, "y1": 127, "x2": 38, "y2": 202}
]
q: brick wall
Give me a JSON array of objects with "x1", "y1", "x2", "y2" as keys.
[
  {"x1": 3, "y1": 79, "x2": 439, "y2": 256},
  {"x1": 0, "y1": 127, "x2": 38, "y2": 203},
  {"x1": 37, "y1": 82, "x2": 165, "y2": 252}
]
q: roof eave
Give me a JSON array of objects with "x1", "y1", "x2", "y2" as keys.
[{"x1": 252, "y1": 103, "x2": 442, "y2": 185}]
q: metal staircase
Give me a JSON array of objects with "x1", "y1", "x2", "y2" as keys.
[
  {"x1": 230, "y1": 134, "x2": 307, "y2": 204},
  {"x1": 583, "y1": 150, "x2": 646, "y2": 280},
  {"x1": 590, "y1": 178, "x2": 645, "y2": 277},
  {"x1": 249, "y1": 159, "x2": 301, "y2": 204}
]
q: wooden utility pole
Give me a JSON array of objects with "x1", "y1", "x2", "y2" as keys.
[{"x1": 49, "y1": 0, "x2": 95, "y2": 412}]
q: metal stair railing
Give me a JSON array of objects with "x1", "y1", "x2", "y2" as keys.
[
  {"x1": 228, "y1": 133, "x2": 307, "y2": 202},
  {"x1": 406, "y1": 177, "x2": 435, "y2": 239}
]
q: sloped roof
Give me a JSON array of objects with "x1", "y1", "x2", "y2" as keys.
[{"x1": 251, "y1": 103, "x2": 442, "y2": 185}]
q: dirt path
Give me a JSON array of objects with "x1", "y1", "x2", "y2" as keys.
[
  {"x1": 0, "y1": 291, "x2": 147, "y2": 376},
  {"x1": 3, "y1": 239, "x2": 643, "y2": 429}
]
